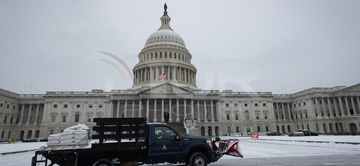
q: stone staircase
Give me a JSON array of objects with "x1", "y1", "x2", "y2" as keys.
[{"x1": 166, "y1": 122, "x2": 187, "y2": 135}]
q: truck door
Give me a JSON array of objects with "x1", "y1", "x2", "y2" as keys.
[{"x1": 150, "y1": 126, "x2": 184, "y2": 163}]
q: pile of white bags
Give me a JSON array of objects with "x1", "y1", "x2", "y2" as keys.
[{"x1": 47, "y1": 124, "x2": 90, "y2": 148}]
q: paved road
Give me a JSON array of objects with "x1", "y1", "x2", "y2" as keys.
[
  {"x1": 1, "y1": 138, "x2": 360, "y2": 165},
  {"x1": 212, "y1": 154, "x2": 360, "y2": 166}
]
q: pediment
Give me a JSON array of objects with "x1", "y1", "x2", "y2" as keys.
[
  {"x1": 338, "y1": 83, "x2": 360, "y2": 92},
  {"x1": 140, "y1": 83, "x2": 193, "y2": 95}
]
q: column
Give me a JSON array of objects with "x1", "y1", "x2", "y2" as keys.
[
  {"x1": 146, "y1": 99, "x2": 149, "y2": 121},
  {"x1": 287, "y1": 103, "x2": 291, "y2": 120},
  {"x1": 268, "y1": 102, "x2": 276, "y2": 120},
  {"x1": 161, "y1": 99, "x2": 164, "y2": 122},
  {"x1": 315, "y1": 98, "x2": 320, "y2": 117},
  {"x1": 338, "y1": 97, "x2": 345, "y2": 116},
  {"x1": 357, "y1": 97, "x2": 360, "y2": 115},
  {"x1": 156, "y1": 67, "x2": 159, "y2": 80},
  {"x1": 68, "y1": 102, "x2": 72, "y2": 122},
  {"x1": 150, "y1": 67, "x2": 153, "y2": 81},
  {"x1": 19, "y1": 104, "x2": 25, "y2": 124},
  {"x1": 139, "y1": 100, "x2": 142, "y2": 118},
  {"x1": 26, "y1": 104, "x2": 33, "y2": 124},
  {"x1": 132, "y1": 100, "x2": 135, "y2": 118},
  {"x1": 333, "y1": 98, "x2": 339, "y2": 116},
  {"x1": 197, "y1": 100, "x2": 200, "y2": 122},
  {"x1": 350, "y1": 96, "x2": 356, "y2": 115},
  {"x1": 327, "y1": 98, "x2": 333, "y2": 117},
  {"x1": 124, "y1": 100, "x2": 127, "y2": 118},
  {"x1": 204, "y1": 100, "x2": 208, "y2": 122},
  {"x1": 176, "y1": 99, "x2": 180, "y2": 122},
  {"x1": 154, "y1": 99, "x2": 157, "y2": 122},
  {"x1": 167, "y1": 66, "x2": 170, "y2": 80},
  {"x1": 169, "y1": 99, "x2": 172, "y2": 122},
  {"x1": 179, "y1": 68, "x2": 182, "y2": 81},
  {"x1": 321, "y1": 98, "x2": 326, "y2": 116},
  {"x1": 83, "y1": 102, "x2": 88, "y2": 122},
  {"x1": 173, "y1": 67, "x2": 176, "y2": 81},
  {"x1": 275, "y1": 103, "x2": 280, "y2": 120},
  {"x1": 34, "y1": 104, "x2": 39, "y2": 124},
  {"x1": 345, "y1": 97, "x2": 350, "y2": 115},
  {"x1": 162, "y1": 66, "x2": 164, "y2": 79},
  {"x1": 191, "y1": 99, "x2": 194, "y2": 119},
  {"x1": 184, "y1": 99, "x2": 187, "y2": 120},
  {"x1": 117, "y1": 100, "x2": 120, "y2": 118},
  {"x1": 211, "y1": 100, "x2": 214, "y2": 122},
  {"x1": 217, "y1": 100, "x2": 221, "y2": 121},
  {"x1": 281, "y1": 103, "x2": 286, "y2": 120}
]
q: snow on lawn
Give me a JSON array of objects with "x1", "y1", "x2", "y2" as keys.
[
  {"x1": 0, "y1": 142, "x2": 47, "y2": 154},
  {"x1": 221, "y1": 135, "x2": 360, "y2": 143}
]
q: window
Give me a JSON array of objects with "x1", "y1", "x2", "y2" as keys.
[
  {"x1": 64, "y1": 104, "x2": 67, "y2": 108},
  {"x1": 89, "y1": 104, "x2": 93, "y2": 108},
  {"x1": 53, "y1": 104, "x2": 57, "y2": 108},
  {"x1": 303, "y1": 102, "x2": 306, "y2": 106},
  {"x1": 236, "y1": 126, "x2": 240, "y2": 133},
  {"x1": 244, "y1": 103, "x2": 248, "y2": 107},
  {"x1": 264, "y1": 112, "x2": 268, "y2": 119},
  {"x1": 300, "y1": 113, "x2": 303, "y2": 119},
  {"x1": 226, "y1": 113, "x2": 230, "y2": 120},
  {"x1": 97, "y1": 114, "x2": 102, "y2": 118},
  {"x1": 62, "y1": 115, "x2": 66, "y2": 122},
  {"x1": 0, "y1": 103, "x2": 2, "y2": 107},
  {"x1": 77, "y1": 104, "x2": 80, "y2": 108},
  {"x1": 8, "y1": 131, "x2": 11, "y2": 139},
  {"x1": 305, "y1": 112, "x2": 308, "y2": 118},
  {"x1": 154, "y1": 126, "x2": 176, "y2": 139},
  {"x1": 235, "y1": 114, "x2": 238, "y2": 120},
  {"x1": 10, "y1": 117, "x2": 13, "y2": 124},
  {"x1": 245, "y1": 111, "x2": 249, "y2": 120},
  {"x1": 75, "y1": 113, "x2": 80, "y2": 122},
  {"x1": 51, "y1": 115, "x2": 56, "y2": 123},
  {"x1": 257, "y1": 126, "x2": 261, "y2": 132},
  {"x1": 99, "y1": 104, "x2": 102, "y2": 108},
  {"x1": 246, "y1": 126, "x2": 250, "y2": 133},
  {"x1": 256, "y1": 112, "x2": 259, "y2": 119},
  {"x1": 255, "y1": 103, "x2": 258, "y2": 107},
  {"x1": 225, "y1": 103, "x2": 229, "y2": 107},
  {"x1": 4, "y1": 116, "x2": 7, "y2": 123},
  {"x1": 87, "y1": 115, "x2": 92, "y2": 122},
  {"x1": 266, "y1": 126, "x2": 269, "y2": 132},
  {"x1": 7, "y1": 105, "x2": 9, "y2": 108},
  {"x1": 234, "y1": 103, "x2": 237, "y2": 107},
  {"x1": 263, "y1": 103, "x2": 266, "y2": 107},
  {"x1": 13, "y1": 106, "x2": 15, "y2": 109},
  {"x1": 1, "y1": 131, "x2": 4, "y2": 138}
]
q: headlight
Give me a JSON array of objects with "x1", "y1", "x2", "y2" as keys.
[{"x1": 206, "y1": 139, "x2": 212, "y2": 149}]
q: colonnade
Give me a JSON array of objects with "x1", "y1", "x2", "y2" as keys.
[
  {"x1": 18, "y1": 103, "x2": 44, "y2": 125},
  {"x1": 313, "y1": 96, "x2": 360, "y2": 117},
  {"x1": 134, "y1": 66, "x2": 196, "y2": 85},
  {"x1": 273, "y1": 102, "x2": 292, "y2": 121},
  {"x1": 139, "y1": 51, "x2": 191, "y2": 63},
  {"x1": 111, "y1": 99, "x2": 219, "y2": 123}
]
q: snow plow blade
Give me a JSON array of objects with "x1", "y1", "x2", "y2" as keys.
[{"x1": 217, "y1": 139, "x2": 243, "y2": 158}]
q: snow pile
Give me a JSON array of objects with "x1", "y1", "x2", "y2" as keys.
[{"x1": 47, "y1": 124, "x2": 90, "y2": 149}]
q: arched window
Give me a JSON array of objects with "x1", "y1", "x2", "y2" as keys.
[
  {"x1": 75, "y1": 112, "x2": 80, "y2": 122},
  {"x1": 245, "y1": 111, "x2": 249, "y2": 120},
  {"x1": 235, "y1": 113, "x2": 238, "y2": 120},
  {"x1": 256, "y1": 112, "x2": 259, "y2": 119},
  {"x1": 226, "y1": 113, "x2": 230, "y2": 120}
]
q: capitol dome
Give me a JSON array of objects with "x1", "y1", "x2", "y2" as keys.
[
  {"x1": 132, "y1": 4, "x2": 197, "y2": 90},
  {"x1": 145, "y1": 29, "x2": 186, "y2": 48}
]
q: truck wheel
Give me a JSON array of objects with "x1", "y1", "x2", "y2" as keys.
[
  {"x1": 188, "y1": 152, "x2": 207, "y2": 166},
  {"x1": 92, "y1": 158, "x2": 114, "y2": 166}
]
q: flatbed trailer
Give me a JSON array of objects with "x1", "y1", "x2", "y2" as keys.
[{"x1": 32, "y1": 118, "x2": 147, "y2": 166}]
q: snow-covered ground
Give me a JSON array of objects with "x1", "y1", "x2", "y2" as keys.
[{"x1": 1, "y1": 135, "x2": 360, "y2": 165}]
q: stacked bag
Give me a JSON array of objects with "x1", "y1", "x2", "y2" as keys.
[{"x1": 47, "y1": 124, "x2": 90, "y2": 149}]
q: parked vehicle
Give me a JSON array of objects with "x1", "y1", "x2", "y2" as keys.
[
  {"x1": 23, "y1": 138, "x2": 38, "y2": 142},
  {"x1": 40, "y1": 137, "x2": 48, "y2": 142},
  {"x1": 289, "y1": 129, "x2": 318, "y2": 136},
  {"x1": 266, "y1": 132, "x2": 281, "y2": 136},
  {"x1": 32, "y1": 118, "x2": 243, "y2": 166}
]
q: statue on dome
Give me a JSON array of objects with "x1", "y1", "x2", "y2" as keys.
[{"x1": 163, "y1": 3, "x2": 168, "y2": 16}]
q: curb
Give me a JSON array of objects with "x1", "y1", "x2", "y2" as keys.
[
  {"x1": 254, "y1": 139, "x2": 360, "y2": 145},
  {"x1": 1, "y1": 149, "x2": 37, "y2": 155}
]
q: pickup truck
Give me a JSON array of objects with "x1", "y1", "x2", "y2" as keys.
[
  {"x1": 289, "y1": 129, "x2": 318, "y2": 136},
  {"x1": 31, "y1": 118, "x2": 242, "y2": 166}
]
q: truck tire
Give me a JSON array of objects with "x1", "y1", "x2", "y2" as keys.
[
  {"x1": 92, "y1": 158, "x2": 114, "y2": 166},
  {"x1": 188, "y1": 152, "x2": 207, "y2": 166}
]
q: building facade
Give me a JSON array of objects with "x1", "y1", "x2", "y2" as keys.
[{"x1": 1, "y1": 6, "x2": 359, "y2": 141}]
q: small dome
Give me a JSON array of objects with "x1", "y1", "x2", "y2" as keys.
[{"x1": 145, "y1": 29, "x2": 186, "y2": 47}]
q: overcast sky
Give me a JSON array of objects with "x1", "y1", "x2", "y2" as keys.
[{"x1": 1, "y1": 0, "x2": 359, "y2": 95}]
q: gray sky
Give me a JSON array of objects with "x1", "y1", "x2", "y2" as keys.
[{"x1": 1, "y1": 0, "x2": 359, "y2": 95}]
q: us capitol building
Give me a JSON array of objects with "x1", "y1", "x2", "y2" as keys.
[{"x1": 1, "y1": 5, "x2": 359, "y2": 141}]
